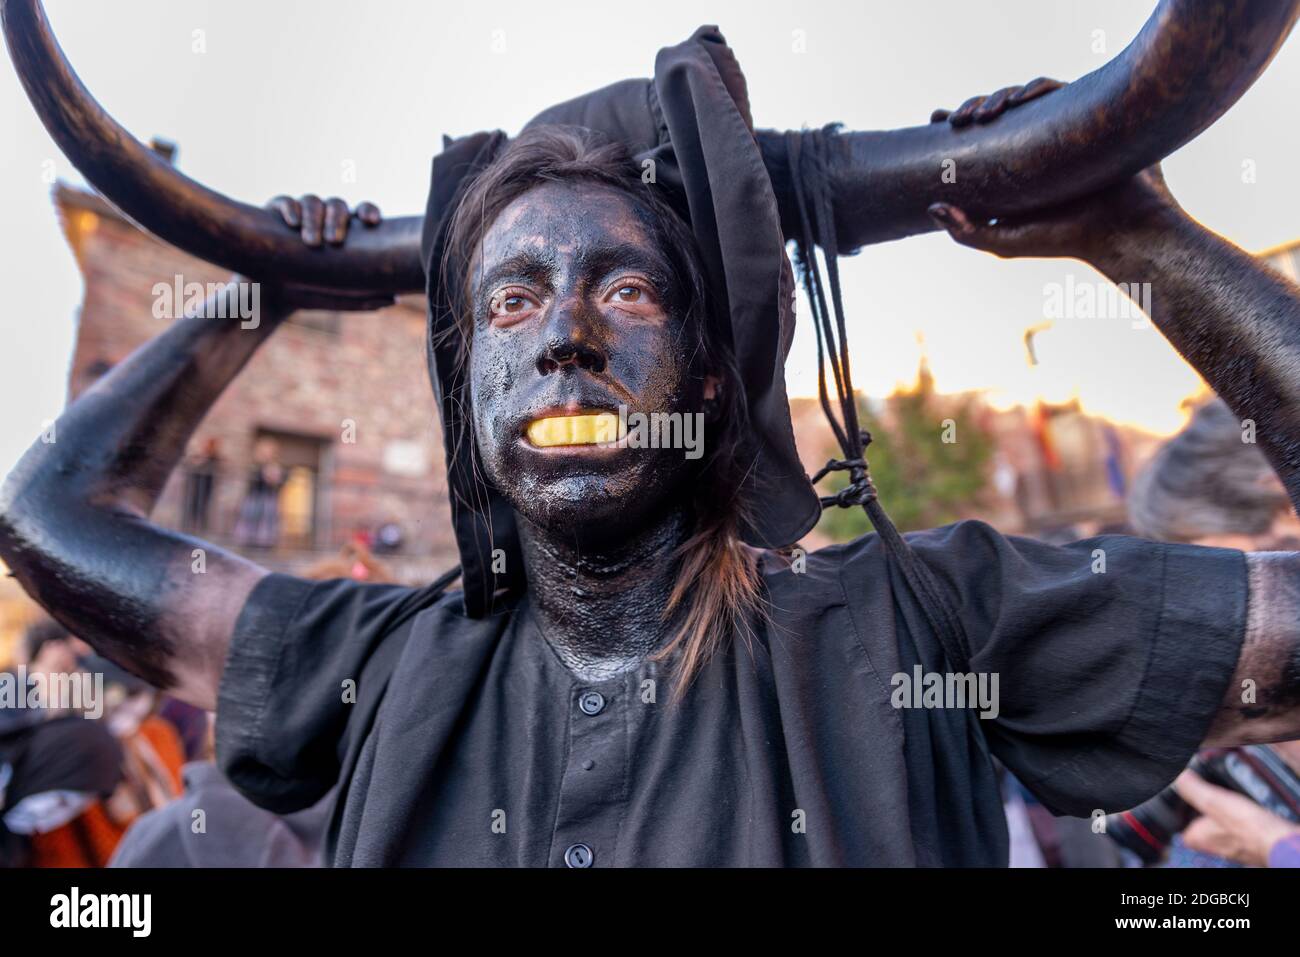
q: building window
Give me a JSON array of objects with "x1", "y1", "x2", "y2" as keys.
[
  {"x1": 278, "y1": 465, "x2": 317, "y2": 549},
  {"x1": 233, "y1": 429, "x2": 327, "y2": 551}
]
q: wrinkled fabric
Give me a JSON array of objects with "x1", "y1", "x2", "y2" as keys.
[{"x1": 216, "y1": 522, "x2": 1246, "y2": 867}]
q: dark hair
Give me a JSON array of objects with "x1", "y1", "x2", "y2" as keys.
[
  {"x1": 1128, "y1": 397, "x2": 1289, "y2": 541},
  {"x1": 440, "y1": 126, "x2": 764, "y2": 695}
]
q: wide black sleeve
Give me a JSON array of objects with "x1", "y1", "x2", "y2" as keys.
[
  {"x1": 906, "y1": 520, "x2": 1247, "y2": 816},
  {"x1": 214, "y1": 573, "x2": 424, "y2": 814}
]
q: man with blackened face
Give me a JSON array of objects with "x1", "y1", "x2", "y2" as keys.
[
  {"x1": 467, "y1": 177, "x2": 708, "y2": 536},
  {"x1": 7, "y1": 27, "x2": 1300, "y2": 869}
]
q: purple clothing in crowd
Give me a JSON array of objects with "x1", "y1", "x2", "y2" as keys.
[{"x1": 1269, "y1": 833, "x2": 1300, "y2": 868}]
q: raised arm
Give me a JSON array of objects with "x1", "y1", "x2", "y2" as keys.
[
  {"x1": 1092, "y1": 210, "x2": 1300, "y2": 745},
  {"x1": 0, "y1": 197, "x2": 388, "y2": 709},
  {"x1": 925, "y1": 86, "x2": 1300, "y2": 747}
]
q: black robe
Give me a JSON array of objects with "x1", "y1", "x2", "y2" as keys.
[{"x1": 217, "y1": 521, "x2": 1244, "y2": 865}]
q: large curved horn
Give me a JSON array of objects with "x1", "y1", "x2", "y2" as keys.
[
  {"x1": 5, "y1": 0, "x2": 1296, "y2": 293},
  {"x1": 761, "y1": 0, "x2": 1300, "y2": 249},
  {"x1": 1, "y1": 0, "x2": 425, "y2": 291}
]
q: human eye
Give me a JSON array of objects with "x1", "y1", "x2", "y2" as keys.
[
  {"x1": 488, "y1": 286, "x2": 540, "y2": 323},
  {"x1": 605, "y1": 277, "x2": 659, "y2": 310}
]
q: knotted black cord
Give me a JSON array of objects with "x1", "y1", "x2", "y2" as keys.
[{"x1": 787, "y1": 129, "x2": 973, "y2": 673}]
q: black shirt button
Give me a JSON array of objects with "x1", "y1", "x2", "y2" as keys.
[
  {"x1": 578, "y1": 691, "x2": 605, "y2": 715},
  {"x1": 581, "y1": 759, "x2": 595, "y2": 771},
  {"x1": 564, "y1": 843, "x2": 594, "y2": 868}
]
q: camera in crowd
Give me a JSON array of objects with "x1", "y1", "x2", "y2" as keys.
[{"x1": 1105, "y1": 745, "x2": 1300, "y2": 863}]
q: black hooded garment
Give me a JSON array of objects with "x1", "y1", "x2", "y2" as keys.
[
  {"x1": 215, "y1": 28, "x2": 1247, "y2": 866},
  {"x1": 421, "y1": 28, "x2": 822, "y2": 619}
]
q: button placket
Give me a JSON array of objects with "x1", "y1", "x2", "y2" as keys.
[{"x1": 548, "y1": 683, "x2": 627, "y2": 867}]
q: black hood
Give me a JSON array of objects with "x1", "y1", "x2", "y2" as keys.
[{"x1": 420, "y1": 26, "x2": 821, "y2": 617}]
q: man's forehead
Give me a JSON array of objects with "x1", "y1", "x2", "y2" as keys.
[{"x1": 479, "y1": 181, "x2": 655, "y2": 265}]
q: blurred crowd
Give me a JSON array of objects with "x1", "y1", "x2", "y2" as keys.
[{"x1": 0, "y1": 539, "x2": 392, "y2": 868}]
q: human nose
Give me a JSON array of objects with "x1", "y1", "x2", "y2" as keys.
[{"x1": 535, "y1": 297, "x2": 607, "y2": 375}]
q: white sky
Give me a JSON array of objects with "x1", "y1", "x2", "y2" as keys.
[{"x1": 2, "y1": 0, "x2": 1297, "y2": 475}]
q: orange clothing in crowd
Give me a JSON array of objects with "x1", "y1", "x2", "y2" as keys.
[
  {"x1": 28, "y1": 800, "x2": 127, "y2": 868},
  {"x1": 27, "y1": 714, "x2": 186, "y2": 867}
]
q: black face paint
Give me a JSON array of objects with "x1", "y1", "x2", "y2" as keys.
[
  {"x1": 457, "y1": 181, "x2": 714, "y2": 677},
  {"x1": 515, "y1": 505, "x2": 690, "y2": 682},
  {"x1": 468, "y1": 181, "x2": 705, "y2": 546}
]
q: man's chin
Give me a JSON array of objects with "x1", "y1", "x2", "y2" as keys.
[{"x1": 503, "y1": 462, "x2": 665, "y2": 535}]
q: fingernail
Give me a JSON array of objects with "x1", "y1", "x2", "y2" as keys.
[{"x1": 927, "y1": 202, "x2": 953, "y2": 223}]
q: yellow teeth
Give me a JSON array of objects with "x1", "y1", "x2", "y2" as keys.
[{"x1": 526, "y1": 413, "x2": 624, "y2": 447}]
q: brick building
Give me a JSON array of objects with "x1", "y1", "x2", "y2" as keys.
[{"x1": 55, "y1": 182, "x2": 461, "y2": 584}]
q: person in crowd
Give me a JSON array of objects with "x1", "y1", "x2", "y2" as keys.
[
  {"x1": 0, "y1": 711, "x2": 124, "y2": 867},
  {"x1": 233, "y1": 437, "x2": 284, "y2": 549},
  {"x1": 0, "y1": 619, "x2": 125, "y2": 866},
  {"x1": 181, "y1": 437, "x2": 222, "y2": 534},
  {"x1": 0, "y1": 619, "x2": 189, "y2": 865},
  {"x1": 1172, "y1": 750, "x2": 1300, "y2": 868},
  {"x1": 301, "y1": 536, "x2": 395, "y2": 584},
  {"x1": 110, "y1": 714, "x2": 325, "y2": 867},
  {"x1": 1129, "y1": 397, "x2": 1300, "y2": 552}
]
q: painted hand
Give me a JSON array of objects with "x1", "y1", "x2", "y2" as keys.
[
  {"x1": 928, "y1": 76, "x2": 1062, "y2": 127},
  {"x1": 927, "y1": 166, "x2": 1180, "y2": 264},
  {"x1": 261, "y1": 194, "x2": 393, "y2": 312},
  {"x1": 926, "y1": 80, "x2": 1182, "y2": 263},
  {"x1": 269, "y1": 194, "x2": 382, "y2": 247}
]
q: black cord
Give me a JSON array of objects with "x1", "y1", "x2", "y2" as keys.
[{"x1": 787, "y1": 128, "x2": 973, "y2": 672}]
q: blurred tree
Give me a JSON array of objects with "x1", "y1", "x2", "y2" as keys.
[{"x1": 817, "y1": 360, "x2": 994, "y2": 541}]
